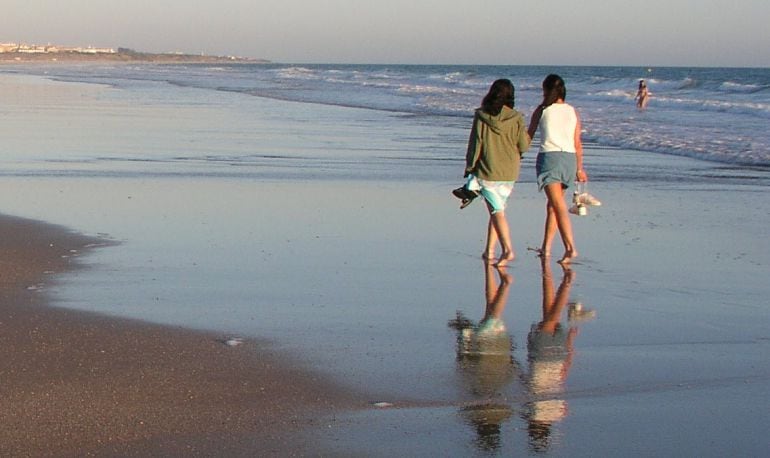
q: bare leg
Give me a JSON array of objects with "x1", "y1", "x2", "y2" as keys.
[
  {"x1": 540, "y1": 201, "x2": 557, "y2": 257},
  {"x1": 543, "y1": 183, "x2": 578, "y2": 264},
  {"x1": 483, "y1": 218, "x2": 497, "y2": 261},
  {"x1": 490, "y1": 211, "x2": 514, "y2": 266}
]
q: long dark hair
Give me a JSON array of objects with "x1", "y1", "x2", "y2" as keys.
[
  {"x1": 541, "y1": 74, "x2": 566, "y2": 107},
  {"x1": 481, "y1": 79, "x2": 515, "y2": 116}
]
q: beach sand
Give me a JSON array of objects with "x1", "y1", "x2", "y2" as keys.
[{"x1": 0, "y1": 214, "x2": 365, "y2": 455}]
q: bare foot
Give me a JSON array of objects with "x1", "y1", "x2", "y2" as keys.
[
  {"x1": 495, "y1": 251, "x2": 515, "y2": 267},
  {"x1": 538, "y1": 246, "x2": 551, "y2": 258},
  {"x1": 482, "y1": 252, "x2": 496, "y2": 262},
  {"x1": 558, "y1": 250, "x2": 578, "y2": 264}
]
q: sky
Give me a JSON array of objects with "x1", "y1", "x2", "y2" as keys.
[{"x1": 2, "y1": 0, "x2": 769, "y2": 67}]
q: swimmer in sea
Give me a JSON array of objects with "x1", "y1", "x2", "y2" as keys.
[{"x1": 635, "y1": 79, "x2": 649, "y2": 110}]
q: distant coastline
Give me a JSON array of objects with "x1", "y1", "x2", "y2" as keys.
[{"x1": 0, "y1": 45, "x2": 268, "y2": 64}]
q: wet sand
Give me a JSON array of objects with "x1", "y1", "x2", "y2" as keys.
[
  {"x1": 0, "y1": 214, "x2": 365, "y2": 456},
  {"x1": 0, "y1": 70, "x2": 768, "y2": 456}
]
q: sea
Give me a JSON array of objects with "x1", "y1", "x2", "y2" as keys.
[
  {"x1": 4, "y1": 63, "x2": 770, "y2": 168},
  {"x1": 0, "y1": 63, "x2": 768, "y2": 455}
]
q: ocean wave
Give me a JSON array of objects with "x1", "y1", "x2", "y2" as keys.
[
  {"x1": 719, "y1": 81, "x2": 769, "y2": 94},
  {"x1": 5, "y1": 63, "x2": 769, "y2": 167},
  {"x1": 274, "y1": 66, "x2": 317, "y2": 78},
  {"x1": 646, "y1": 95, "x2": 770, "y2": 119}
]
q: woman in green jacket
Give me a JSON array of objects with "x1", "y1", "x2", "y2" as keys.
[{"x1": 464, "y1": 79, "x2": 531, "y2": 266}]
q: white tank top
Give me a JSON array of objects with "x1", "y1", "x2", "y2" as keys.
[{"x1": 539, "y1": 103, "x2": 577, "y2": 153}]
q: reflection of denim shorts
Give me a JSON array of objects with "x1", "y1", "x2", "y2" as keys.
[
  {"x1": 478, "y1": 179, "x2": 515, "y2": 214},
  {"x1": 536, "y1": 152, "x2": 576, "y2": 191}
]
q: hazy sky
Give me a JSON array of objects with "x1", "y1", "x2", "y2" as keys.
[{"x1": 3, "y1": 0, "x2": 769, "y2": 66}]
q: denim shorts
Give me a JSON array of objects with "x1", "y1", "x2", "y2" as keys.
[{"x1": 536, "y1": 152, "x2": 577, "y2": 191}]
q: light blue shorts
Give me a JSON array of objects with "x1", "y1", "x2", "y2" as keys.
[
  {"x1": 536, "y1": 152, "x2": 577, "y2": 191},
  {"x1": 478, "y1": 179, "x2": 515, "y2": 214}
]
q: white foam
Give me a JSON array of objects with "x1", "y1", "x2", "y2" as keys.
[{"x1": 223, "y1": 337, "x2": 244, "y2": 347}]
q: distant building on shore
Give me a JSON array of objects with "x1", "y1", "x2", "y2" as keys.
[
  {"x1": 0, "y1": 42, "x2": 115, "y2": 54},
  {"x1": 0, "y1": 43, "x2": 19, "y2": 53},
  {"x1": 0, "y1": 41, "x2": 266, "y2": 63}
]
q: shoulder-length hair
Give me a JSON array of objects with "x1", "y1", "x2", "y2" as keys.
[
  {"x1": 481, "y1": 79, "x2": 515, "y2": 116},
  {"x1": 542, "y1": 74, "x2": 566, "y2": 107}
]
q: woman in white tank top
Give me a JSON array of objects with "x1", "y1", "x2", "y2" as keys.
[{"x1": 527, "y1": 74, "x2": 588, "y2": 264}]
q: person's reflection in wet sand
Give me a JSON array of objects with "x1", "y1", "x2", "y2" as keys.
[
  {"x1": 448, "y1": 261, "x2": 519, "y2": 453},
  {"x1": 523, "y1": 258, "x2": 594, "y2": 453}
]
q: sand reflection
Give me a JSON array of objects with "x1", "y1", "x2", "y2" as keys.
[
  {"x1": 523, "y1": 259, "x2": 595, "y2": 453},
  {"x1": 448, "y1": 262, "x2": 518, "y2": 453},
  {"x1": 448, "y1": 259, "x2": 596, "y2": 454}
]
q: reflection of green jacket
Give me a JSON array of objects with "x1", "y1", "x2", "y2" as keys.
[{"x1": 465, "y1": 106, "x2": 530, "y2": 181}]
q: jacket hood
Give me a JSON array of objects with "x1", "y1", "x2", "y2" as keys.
[{"x1": 475, "y1": 106, "x2": 521, "y2": 134}]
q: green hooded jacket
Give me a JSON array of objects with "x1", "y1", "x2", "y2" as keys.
[{"x1": 465, "y1": 105, "x2": 530, "y2": 181}]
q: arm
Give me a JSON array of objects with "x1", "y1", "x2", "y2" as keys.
[
  {"x1": 574, "y1": 111, "x2": 588, "y2": 182},
  {"x1": 517, "y1": 116, "x2": 532, "y2": 155},
  {"x1": 464, "y1": 114, "x2": 482, "y2": 177},
  {"x1": 527, "y1": 105, "x2": 543, "y2": 140}
]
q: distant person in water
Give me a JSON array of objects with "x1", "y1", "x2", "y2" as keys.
[
  {"x1": 460, "y1": 79, "x2": 531, "y2": 266},
  {"x1": 635, "y1": 79, "x2": 649, "y2": 110},
  {"x1": 528, "y1": 74, "x2": 587, "y2": 264}
]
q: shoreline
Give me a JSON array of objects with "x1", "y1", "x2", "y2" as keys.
[{"x1": 0, "y1": 213, "x2": 365, "y2": 455}]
